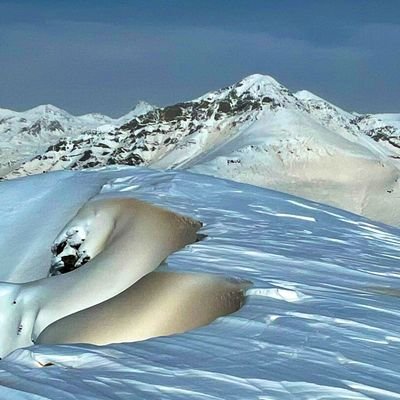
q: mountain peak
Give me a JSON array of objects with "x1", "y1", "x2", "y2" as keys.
[
  {"x1": 26, "y1": 104, "x2": 71, "y2": 117},
  {"x1": 295, "y1": 89, "x2": 354, "y2": 120},
  {"x1": 295, "y1": 90, "x2": 324, "y2": 102},
  {"x1": 29, "y1": 104, "x2": 60, "y2": 112},
  {"x1": 233, "y1": 74, "x2": 287, "y2": 96},
  {"x1": 131, "y1": 101, "x2": 155, "y2": 114},
  {"x1": 116, "y1": 101, "x2": 155, "y2": 125},
  {"x1": 238, "y1": 73, "x2": 281, "y2": 86},
  {"x1": 197, "y1": 74, "x2": 291, "y2": 105}
]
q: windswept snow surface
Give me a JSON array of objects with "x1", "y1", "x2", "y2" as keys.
[{"x1": 1, "y1": 167, "x2": 400, "y2": 399}]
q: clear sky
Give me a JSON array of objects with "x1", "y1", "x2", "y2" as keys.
[{"x1": 0, "y1": 0, "x2": 399, "y2": 116}]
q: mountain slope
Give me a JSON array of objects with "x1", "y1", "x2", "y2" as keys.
[
  {"x1": 2, "y1": 74, "x2": 400, "y2": 225},
  {"x1": 0, "y1": 102, "x2": 155, "y2": 175}
]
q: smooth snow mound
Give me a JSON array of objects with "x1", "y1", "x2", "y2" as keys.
[
  {"x1": 37, "y1": 271, "x2": 248, "y2": 346},
  {"x1": 1, "y1": 167, "x2": 400, "y2": 399},
  {"x1": 0, "y1": 197, "x2": 201, "y2": 358}
]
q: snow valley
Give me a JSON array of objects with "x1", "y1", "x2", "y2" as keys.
[{"x1": 1, "y1": 74, "x2": 399, "y2": 226}]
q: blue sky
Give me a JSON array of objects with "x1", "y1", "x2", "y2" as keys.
[{"x1": 0, "y1": 0, "x2": 399, "y2": 116}]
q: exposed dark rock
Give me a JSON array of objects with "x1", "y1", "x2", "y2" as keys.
[
  {"x1": 47, "y1": 121, "x2": 64, "y2": 132},
  {"x1": 84, "y1": 161, "x2": 100, "y2": 168},
  {"x1": 197, "y1": 101, "x2": 210, "y2": 109},
  {"x1": 262, "y1": 96, "x2": 273, "y2": 104},
  {"x1": 162, "y1": 105, "x2": 184, "y2": 121},
  {"x1": 55, "y1": 241, "x2": 66, "y2": 255},
  {"x1": 218, "y1": 101, "x2": 231, "y2": 113},
  {"x1": 46, "y1": 140, "x2": 68, "y2": 152},
  {"x1": 79, "y1": 150, "x2": 92, "y2": 162},
  {"x1": 97, "y1": 143, "x2": 111, "y2": 149},
  {"x1": 60, "y1": 254, "x2": 78, "y2": 273}
]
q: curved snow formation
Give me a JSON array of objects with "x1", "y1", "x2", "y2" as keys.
[
  {"x1": 37, "y1": 271, "x2": 249, "y2": 346},
  {"x1": 1, "y1": 167, "x2": 400, "y2": 399},
  {"x1": 0, "y1": 196, "x2": 201, "y2": 358}
]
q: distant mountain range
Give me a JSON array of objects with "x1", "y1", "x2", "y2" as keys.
[
  {"x1": 0, "y1": 101, "x2": 154, "y2": 176},
  {"x1": 1, "y1": 74, "x2": 399, "y2": 225}
]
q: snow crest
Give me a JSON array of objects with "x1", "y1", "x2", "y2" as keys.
[{"x1": 0, "y1": 167, "x2": 400, "y2": 399}]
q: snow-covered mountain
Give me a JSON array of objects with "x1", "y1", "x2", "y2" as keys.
[
  {"x1": 297, "y1": 90, "x2": 400, "y2": 156},
  {"x1": 1, "y1": 167, "x2": 400, "y2": 399},
  {"x1": 0, "y1": 101, "x2": 155, "y2": 175},
  {"x1": 355, "y1": 113, "x2": 400, "y2": 154},
  {"x1": 1, "y1": 75, "x2": 399, "y2": 225}
]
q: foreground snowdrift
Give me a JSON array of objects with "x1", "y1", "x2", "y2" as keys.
[
  {"x1": 37, "y1": 271, "x2": 247, "y2": 346},
  {"x1": 1, "y1": 167, "x2": 400, "y2": 399},
  {"x1": 0, "y1": 197, "x2": 201, "y2": 357}
]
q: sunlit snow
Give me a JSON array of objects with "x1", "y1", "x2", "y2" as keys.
[{"x1": 0, "y1": 166, "x2": 400, "y2": 399}]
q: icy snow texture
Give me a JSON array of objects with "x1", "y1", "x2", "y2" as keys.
[{"x1": 0, "y1": 167, "x2": 400, "y2": 399}]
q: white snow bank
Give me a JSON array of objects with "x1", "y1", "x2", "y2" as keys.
[
  {"x1": 37, "y1": 271, "x2": 248, "y2": 346},
  {"x1": 0, "y1": 167, "x2": 400, "y2": 399},
  {"x1": 0, "y1": 195, "x2": 200, "y2": 357}
]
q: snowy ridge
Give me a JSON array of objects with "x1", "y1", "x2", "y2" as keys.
[
  {"x1": 295, "y1": 90, "x2": 358, "y2": 136},
  {"x1": 1, "y1": 167, "x2": 400, "y2": 399},
  {"x1": 355, "y1": 113, "x2": 400, "y2": 154},
  {"x1": 0, "y1": 101, "x2": 155, "y2": 175},
  {"x1": 4, "y1": 74, "x2": 399, "y2": 181},
  {"x1": 4, "y1": 74, "x2": 295, "y2": 175},
  {"x1": 2, "y1": 74, "x2": 400, "y2": 225}
]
